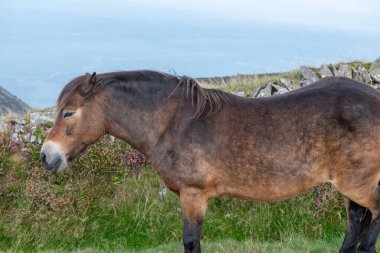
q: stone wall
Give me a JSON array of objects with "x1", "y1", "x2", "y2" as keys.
[{"x1": 251, "y1": 58, "x2": 380, "y2": 98}]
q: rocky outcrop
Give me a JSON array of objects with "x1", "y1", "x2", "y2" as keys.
[{"x1": 0, "y1": 86, "x2": 30, "y2": 116}]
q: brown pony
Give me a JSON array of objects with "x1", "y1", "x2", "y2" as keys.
[{"x1": 41, "y1": 71, "x2": 380, "y2": 253}]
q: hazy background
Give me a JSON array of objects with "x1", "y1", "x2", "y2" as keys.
[{"x1": 0, "y1": 0, "x2": 379, "y2": 108}]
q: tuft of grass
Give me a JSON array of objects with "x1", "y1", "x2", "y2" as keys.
[
  {"x1": 334, "y1": 61, "x2": 372, "y2": 70},
  {"x1": 199, "y1": 71, "x2": 301, "y2": 96}
]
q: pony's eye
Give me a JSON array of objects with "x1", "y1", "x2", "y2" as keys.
[{"x1": 63, "y1": 112, "x2": 75, "y2": 119}]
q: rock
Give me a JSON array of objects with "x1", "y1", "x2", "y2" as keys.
[
  {"x1": 30, "y1": 111, "x2": 56, "y2": 126},
  {"x1": 300, "y1": 66, "x2": 319, "y2": 86},
  {"x1": 159, "y1": 187, "x2": 168, "y2": 197},
  {"x1": 232, "y1": 91, "x2": 245, "y2": 97},
  {"x1": 331, "y1": 65, "x2": 339, "y2": 76},
  {"x1": 336, "y1": 64, "x2": 352, "y2": 79},
  {"x1": 253, "y1": 82, "x2": 289, "y2": 97},
  {"x1": 319, "y1": 64, "x2": 334, "y2": 78},
  {"x1": 357, "y1": 64, "x2": 373, "y2": 85},
  {"x1": 272, "y1": 84, "x2": 289, "y2": 95},
  {"x1": 109, "y1": 135, "x2": 116, "y2": 142},
  {"x1": 253, "y1": 83, "x2": 273, "y2": 97},
  {"x1": 352, "y1": 67, "x2": 363, "y2": 83},
  {"x1": 280, "y1": 78, "x2": 294, "y2": 90},
  {"x1": 369, "y1": 58, "x2": 380, "y2": 83},
  {"x1": 252, "y1": 88, "x2": 261, "y2": 97},
  {"x1": 256, "y1": 84, "x2": 272, "y2": 97}
]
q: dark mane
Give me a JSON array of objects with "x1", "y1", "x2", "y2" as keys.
[
  {"x1": 57, "y1": 70, "x2": 229, "y2": 118},
  {"x1": 174, "y1": 77, "x2": 229, "y2": 118}
]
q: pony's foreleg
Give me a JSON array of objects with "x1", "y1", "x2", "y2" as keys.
[
  {"x1": 340, "y1": 198, "x2": 372, "y2": 253},
  {"x1": 180, "y1": 187, "x2": 208, "y2": 253}
]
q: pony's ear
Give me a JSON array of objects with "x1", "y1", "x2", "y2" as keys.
[{"x1": 81, "y1": 72, "x2": 96, "y2": 95}]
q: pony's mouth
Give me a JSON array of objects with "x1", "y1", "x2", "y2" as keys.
[
  {"x1": 67, "y1": 143, "x2": 88, "y2": 162},
  {"x1": 42, "y1": 156, "x2": 63, "y2": 173}
]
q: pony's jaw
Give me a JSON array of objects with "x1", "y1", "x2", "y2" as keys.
[{"x1": 40, "y1": 141, "x2": 68, "y2": 173}]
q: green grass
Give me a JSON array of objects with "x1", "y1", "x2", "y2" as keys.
[
  {"x1": 334, "y1": 61, "x2": 372, "y2": 70},
  {"x1": 134, "y1": 237, "x2": 343, "y2": 253},
  {"x1": 0, "y1": 236, "x2": 351, "y2": 253}
]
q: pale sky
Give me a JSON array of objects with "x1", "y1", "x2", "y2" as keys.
[{"x1": 0, "y1": 0, "x2": 379, "y2": 108}]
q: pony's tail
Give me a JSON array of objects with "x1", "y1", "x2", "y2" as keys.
[{"x1": 351, "y1": 209, "x2": 372, "y2": 247}]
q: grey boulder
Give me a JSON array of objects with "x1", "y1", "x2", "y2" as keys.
[{"x1": 300, "y1": 66, "x2": 319, "y2": 86}]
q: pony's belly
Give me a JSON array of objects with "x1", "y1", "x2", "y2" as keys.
[{"x1": 219, "y1": 176, "x2": 321, "y2": 202}]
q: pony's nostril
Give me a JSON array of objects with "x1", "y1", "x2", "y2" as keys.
[{"x1": 41, "y1": 152, "x2": 47, "y2": 163}]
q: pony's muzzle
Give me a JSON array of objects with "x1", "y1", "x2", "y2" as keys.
[
  {"x1": 40, "y1": 142, "x2": 67, "y2": 173},
  {"x1": 41, "y1": 151, "x2": 62, "y2": 173}
]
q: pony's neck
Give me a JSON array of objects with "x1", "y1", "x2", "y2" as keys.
[{"x1": 103, "y1": 80, "x2": 191, "y2": 156}]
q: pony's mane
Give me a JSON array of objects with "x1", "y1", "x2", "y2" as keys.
[{"x1": 57, "y1": 70, "x2": 229, "y2": 118}]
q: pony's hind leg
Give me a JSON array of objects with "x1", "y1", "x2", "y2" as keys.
[
  {"x1": 357, "y1": 208, "x2": 380, "y2": 253},
  {"x1": 357, "y1": 215, "x2": 380, "y2": 253},
  {"x1": 355, "y1": 185, "x2": 380, "y2": 253},
  {"x1": 340, "y1": 198, "x2": 372, "y2": 253},
  {"x1": 333, "y1": 169, "x2": 380, "y2": 253}
]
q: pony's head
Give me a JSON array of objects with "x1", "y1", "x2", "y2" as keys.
[{"x1": 41, "y1": 72, "x2": 108, "y2": 173}]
